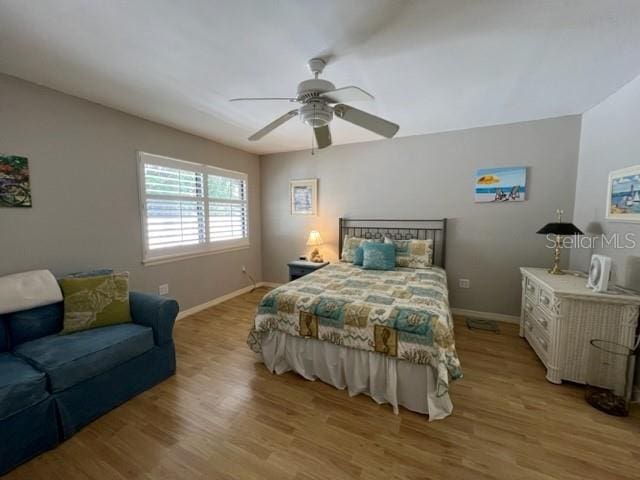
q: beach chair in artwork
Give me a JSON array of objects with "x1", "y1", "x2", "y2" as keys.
[
  {"x1": 508, "y1": 185, "x2": 521, "y2": 201},
  {"x1": 494, "y1": 188, "x2": 507, "y2": 201}
]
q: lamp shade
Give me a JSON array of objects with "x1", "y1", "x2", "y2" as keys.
[
  {"x1": 536, "y1": 222, "x2": 584, "y2": 235},
  {"x1": 306, "y1": 230, "x2": 323, "y2": 246}
]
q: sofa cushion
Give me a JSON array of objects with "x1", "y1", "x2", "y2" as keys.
[
  {"x1": 7, "y1": 303, "x2": 63, "y2": 348},
  {"x1": 14, "y1": 324, "x2": 154, "y2": 393},
  {"x1": 0, "y1": 353, "x2": 48, "y2": 420}
]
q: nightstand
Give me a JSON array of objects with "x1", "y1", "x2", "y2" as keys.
[{"x1": 288, "y1": 260, "x2": 329, "y2": 281}]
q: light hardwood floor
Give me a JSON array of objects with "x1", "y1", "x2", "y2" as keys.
[{"x1": 6, "y1": 287, "x2": 640, "y2": 479}]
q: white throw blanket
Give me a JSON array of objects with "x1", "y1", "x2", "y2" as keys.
[{"x1": 0, "y1": 270, "x2": 63, "y2": 314}]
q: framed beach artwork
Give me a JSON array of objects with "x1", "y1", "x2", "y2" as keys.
[
  {"x1": 474, "y1": 167, "x2": 526, "y2": 203},
  {"x1": 606, "y1": 165, "x2": 640, "y2": 222},
  {"x1": 290, "y1": 178, "x2": 317, "y2": 215},
  {"x1": 0, "y1": 154, "x2": 32, "y2": 208}
]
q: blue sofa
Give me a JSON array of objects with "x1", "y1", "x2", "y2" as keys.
[{"x1": 0, "y1": 291, "x2": 178, "y2": 475}]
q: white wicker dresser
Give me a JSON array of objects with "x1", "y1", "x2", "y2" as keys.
[{"x1": 520, "y1": 267, "x2": 640, "y2": 384}]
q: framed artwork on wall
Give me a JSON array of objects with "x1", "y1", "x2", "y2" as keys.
[
  {"x1": 606, "y1": 165, "x2": 640, "y2": 222},
  {"x1": 290, "y1": 179, "x2": 317, "y2": 215},
  {"x1": 474, "y1": 167, "x2": 527, "y2": 203},
  {"x1": 0, "y1": 154, "x2": 32, "y2": 207}
]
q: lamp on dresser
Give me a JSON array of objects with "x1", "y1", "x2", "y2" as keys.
[{"x1": 536, "y1": 209, "x2": 583, "y2": 274}]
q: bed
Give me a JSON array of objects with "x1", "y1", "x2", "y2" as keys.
[{"x1": 247, "y1": 218, "x2": 462, "y2": 420}]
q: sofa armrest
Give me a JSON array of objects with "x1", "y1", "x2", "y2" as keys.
[{"x1": 129, "y1": 292, "x2": 179, "y2": 346}]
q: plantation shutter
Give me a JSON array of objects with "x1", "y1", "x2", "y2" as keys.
[
  {"x1": 138, "y1": 152, "x2": 249, "y2": 263},
  {"x1": 208, "y1": 174, "x2": 248, "y2": 242},
  {"x1": 144, "y1": 164, "x2": 206, "y2": 250}
]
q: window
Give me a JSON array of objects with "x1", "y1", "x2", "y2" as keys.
[{"x1": 138, "y1": 152, "x2": 249, "y2": 264}]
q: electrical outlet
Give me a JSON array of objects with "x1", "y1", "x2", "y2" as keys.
[
  {"x1": 459, "y1": 279, "x2": 470, "y2": 289},
  {"x1": 241, "y1": 265, "x2": 247, "y2": 273},
  {"x1": 159, "y1": 284, "x2": 169, "y2": 295}
]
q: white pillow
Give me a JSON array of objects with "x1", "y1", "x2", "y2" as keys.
[{"x1": 0, "y1": 270, "x2": 63, "y2": 314}]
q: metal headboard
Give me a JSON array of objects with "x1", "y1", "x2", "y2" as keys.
[{"x1": 338, "y1": 218, "x2": 447, "y2": 268}]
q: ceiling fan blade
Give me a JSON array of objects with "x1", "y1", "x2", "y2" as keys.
[
  {"x1": 248, "y1": 109, "x2": 298, "y2": 141},
  {"x1": 334, "y1": 104, "x2": 399, "y2": 138},
  {"x1": 314, "y1": 125, "x2": 332, "y2": 149},
  {"x1": 320, "y1": 86, "x2": 374, "y2": 103},
  {"x1": 230, "y1": 97, "x2": 296, "y2": 102}
]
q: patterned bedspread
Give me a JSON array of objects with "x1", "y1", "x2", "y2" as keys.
[{"x1": 247, "y1": 263, "x2": 462, "y2": 396}]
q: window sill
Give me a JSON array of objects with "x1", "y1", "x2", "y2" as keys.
[{"x1": 142, "y1": 244, "x2": 250, "y2": 266}]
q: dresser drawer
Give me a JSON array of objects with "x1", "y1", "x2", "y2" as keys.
[
  {"x1": 523, "y1": 296, "x2": 536, "y2": 316},
  {"x1": 530, "y1": 305, "x2": 554, "y2": 336},
  {"x1": 538, "y1": 287, "x2": 555, "y2": 314},
  {"x1": 524, "y1": 276, "x2": 538, "y2": 303},
  {"x1": 523, "y1": 313, "x2": 550, "y2": 365}
]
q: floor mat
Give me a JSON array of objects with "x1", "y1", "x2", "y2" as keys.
[{"x1": 465, "y1": 317, "x2": 500, "y2": 332}]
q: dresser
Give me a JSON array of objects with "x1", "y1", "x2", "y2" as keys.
[{"x1": 520, "y1": 267, "x2": 640, "y2": 384}]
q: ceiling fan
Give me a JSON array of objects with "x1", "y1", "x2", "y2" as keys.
[{"x1": 230, "y1": 58, "x2": 399, "y2": 149}]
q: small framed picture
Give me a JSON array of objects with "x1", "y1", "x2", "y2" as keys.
[
  {"x1": 0, "y1": 154, "x2": 32, "y2": 208},
  {"x1": 290, "y1": 179, "x2": 317, "y2": 215},
  {"x1": 606, "y1": 165, "x2": 640, "y2": 222}
]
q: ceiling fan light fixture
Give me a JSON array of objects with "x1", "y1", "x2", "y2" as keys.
[{"x1": 299, "y1": 103, "x2": 333, "y2": 127}]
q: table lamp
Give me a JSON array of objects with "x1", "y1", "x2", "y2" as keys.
[
  {"x1": 306, "y1": 230, "x2": 324, "y2": 263},
  {"x1": 536, "y1": 209, "x2": 583, "y2": 275}
]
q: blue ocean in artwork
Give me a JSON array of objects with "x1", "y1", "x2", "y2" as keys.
[
  {"x1": 610, "y1": 173, "x2": 640, "y2": 214},
  {"x1": 475, "y1": 167, "x2": 527, "y2": 202}
]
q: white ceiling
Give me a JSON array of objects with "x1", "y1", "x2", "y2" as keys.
[{"x1": 1, "y1": 0, "x2": 640, "y2": 155}]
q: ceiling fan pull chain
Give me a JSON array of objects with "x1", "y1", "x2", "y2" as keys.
[{"x1": 311, "y1": 104, "x2": 316, "y2": 155}]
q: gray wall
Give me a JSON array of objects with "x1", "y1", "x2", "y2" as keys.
[
  {"x1": 260, "y1": 116, "x2": 582, "y2": 316},
  {"x1": 0, "y1": 74, "x2": 262, "y2": 311},
  {"x1": 569, "y1": 75, "x2": 640, "y2": 291}
]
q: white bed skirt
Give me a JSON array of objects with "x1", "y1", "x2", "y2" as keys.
[{"x1": 260, "y1": 331, "x2": 453, "y2": 421}]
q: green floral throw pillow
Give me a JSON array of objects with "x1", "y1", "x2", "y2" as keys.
[{"x1": 59, "y1": 273, "x2": 131, "y2": 334}]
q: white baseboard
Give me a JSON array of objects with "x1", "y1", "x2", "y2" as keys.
[
  {"x1": 451, "y1": 307, "x2": 520, "y2": 324},
  {"x1": 259, "y1": 281, "x2": 282, "y2": 288},
  {"x1": 177, "y1": 281, "x2": 275, "y2": 320}
]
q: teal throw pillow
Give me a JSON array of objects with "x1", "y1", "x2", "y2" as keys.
[
  {"x1": 362, "y1": 243, "x2": 396, "y2": 271},
  {"x1": 353, "y1": 247, "x2": 364, "y2": 266}
]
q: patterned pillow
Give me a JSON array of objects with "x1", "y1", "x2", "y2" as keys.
[
  {"x1": 384, "y1": 238, "x2": 433, "y2": 268},
  {"x1": 362, "y1": 243, "x2": 396, "y2": 271},
  {"x1": 59, "y1": 273, "x2": 131, "y2": 334},
  {"x1": 341, "y1": 236, "x2": 375, "y2": 262}
]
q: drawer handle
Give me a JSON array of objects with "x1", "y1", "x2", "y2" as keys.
[
  {"x1": 525, "y1": 320, "x2": 533, "y2": 331},
  {"x1": 527, "y1": 284, "x2": 535, "y2": 292},
  {"x1": 541, "y1": 296, "x2": 550, "y2": 305},
  {"x1": 526, "y1": 303, "x2": 534, "y2": 313},
  {"x1": 539, "y1": 318, "x2": 548, "y2": 328},
  {"x1": 538, "y1": 337, "x2": 548, "y2": 351}
]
